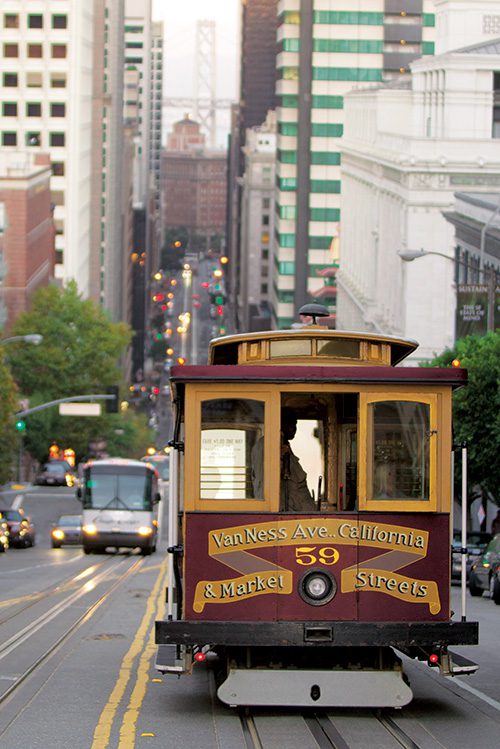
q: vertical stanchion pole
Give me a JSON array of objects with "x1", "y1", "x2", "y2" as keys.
[{"x1": 461, "y1": 443, "x2": 468, "y2": 622}]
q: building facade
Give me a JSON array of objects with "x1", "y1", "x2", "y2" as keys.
[
  {"x1": 239, "y1": 112, "x2": 277, "y2": 332},
  {"x1": 1, "y1": 1, "x2": 96, "y2": 294},
  {"x1": 0, "y1": 152, "x2": 54, "y2": 331},
  {"x1": 227, "y1": 0, "x2": 280, "y2": 333},
  {"x1": 273, "y1": 0, "x2": 436, "y2": 329},
  {"x1": 162, "y1": 118, "x2": 227, "y2": 243},
  {"x1": 336, "y1": 33, "x2": 500, "y2": 361}
]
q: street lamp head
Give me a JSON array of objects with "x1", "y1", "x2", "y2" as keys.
[
  {"x1": 397, "y1": 249, "x2": 427, "y2": 262},
  {"x1": 23, "y1": 334, "x2": 43, "y2": 345}
]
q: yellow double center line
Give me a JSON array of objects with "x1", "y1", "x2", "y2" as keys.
[{"x1": 91, "y1": 557, "x2": 168, "y2": 748}]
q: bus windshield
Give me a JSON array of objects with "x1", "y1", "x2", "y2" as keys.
[{"x1": 83, "y1": 467, "x2": 153, "y2": 511}]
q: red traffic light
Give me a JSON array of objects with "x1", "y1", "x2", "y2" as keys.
[
  {"x1": 201, "y1": 282, "x2": 209, "y2": 289},
  {"x1": 153, "y1": 293, "x2": 165, "y2": 302},
  {"x1": 216, "y1": 305, "x2": 224, "y2": 316},
  {"x1": 152, "y1": 386, "x2": 160, "y2": 396}
]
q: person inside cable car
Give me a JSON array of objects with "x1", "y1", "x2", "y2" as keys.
[{"x1": 251, "y1": 408, "x2": 315, "y2": 512}]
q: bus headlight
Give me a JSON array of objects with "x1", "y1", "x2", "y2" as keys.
[
  {"x1": 82, "y1": 523, "x2": 97, "y2": 535},
  {"x1": 299, "y1": 570, "x2": 337, "y2": 606},
  {"x1": 138, "y1": 526, "x2": 153, "y2": 536}
]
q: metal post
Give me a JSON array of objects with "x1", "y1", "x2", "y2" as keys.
[
  {"x1": 461, "y1": 443, "x2": 468, "y2": 622},
  {"x1": 18, "y1": 436, "x2": 23, "y2": 483}
]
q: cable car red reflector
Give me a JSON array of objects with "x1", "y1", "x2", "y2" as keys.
[
  {"x1": 194, "y1": 652, "x2": 205, "y2": 662},
  {"x1": 429, "y1": 653, "x2": 439, "y2": 664}
]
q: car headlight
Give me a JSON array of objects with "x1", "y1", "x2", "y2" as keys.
[
  {"x1": 298, "y1": 570, "x2": 337, "y2": 606},
  {"x1": 52, "y1": 529, "x2": 65, "y2": 540},
  {"x1": 82, "y1": 523, "x2": 97, "y2": 535},
  {"x1": 138, "y1": 526, "x2": 153, "y2": 536}
]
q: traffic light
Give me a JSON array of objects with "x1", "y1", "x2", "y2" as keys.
[
  {"x1": 106, "y1": 385, "x2": 119, "y2": 413},
  {"x1": 15, "y1": 419, "x2": 26, "y2": 432}
]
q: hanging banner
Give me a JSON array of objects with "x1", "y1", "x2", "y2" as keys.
[{"x1": 455, "y1": 285, "x2": 488, "y2": 338}]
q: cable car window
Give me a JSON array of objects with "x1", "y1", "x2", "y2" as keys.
[
  {"x1": 369, "y1": 401, "x2": 430, "y2": 501},
  {"x1": 317, "y1": 339, "x2": 360, "y2": 359},
  {"x1": 270, "y1": 339, "x2": 311, "y2": 358},
  {"x1": 200, "y1": 399, "x2": 264, "y2": 500}
]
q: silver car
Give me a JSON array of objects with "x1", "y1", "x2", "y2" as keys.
[{"x1": 51, "y1": 514, "x2": 82, "y2": 548}]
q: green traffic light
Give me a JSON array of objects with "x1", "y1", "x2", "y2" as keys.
[{"x1": 15, "y1": 420, "x2": 26, "y2": 432}]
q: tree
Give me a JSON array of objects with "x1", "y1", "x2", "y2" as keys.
[
  {"x1": 0, "y1": 351, "x2": 23, "y2": 483},
  {"x1": 5, "y1": 282, "x2": 148, "y2": 463},
  {"x1": 424, "y1": 331, "x2": 500, "y2": 506}
]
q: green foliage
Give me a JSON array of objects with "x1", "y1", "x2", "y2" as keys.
[
  {"x1": 0, "y1": 352, "x2": 21, "y2": 483},
  {"x1": 425, "y1": 331, "x2": 500, "y2": 504},
  {"x1": 5, "y1": 282, "x2": 151, "y2": 463}
]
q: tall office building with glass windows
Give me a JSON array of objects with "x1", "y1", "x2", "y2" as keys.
[{"x1": 273, "y1": 0, "x2": 436, "y2": 329}]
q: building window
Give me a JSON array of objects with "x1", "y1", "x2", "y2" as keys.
[
  {"x1": 3, "y1": 13, "x2": 19, "y2": 29},
  {"x1": 28, "y1": 14, "x2": 43, "y2": 28},
  {"x1": 50, "y1": 73, "x2": 66, "y2": 88},
  {"x1": 4, "y1": 44, "x2": 19, "y2": 58},
  {"x1": 2, "y1": 132, "x2": 17, "y2": 146},
  {"x1": 262, "y1": 215, "x2": 270, "y2": 226},
  {"x1": 4, "y1": 14, "x2": 19, "y2": 28},
  {"x1": 2, "y1": 102, "x2": 17, "y2": 116},
  {"x1": 52, "y1": 191, "x2": 65, "y2": 206},
  {"x1": 50, "y1": 103, "x2": 66, "y2": 117},
  {"x1": 27, "y1": 102, "x2": 42, "y2": 117},
  {"x1": 28, "y1": 44, "x2": 43, "y2": 58},
  {"x1": 493, "y1": 72, "x2": 500, "y2": 138},
  {"x1": 50, "y1": 132, "x2": 65, "y2": 147},
  {"x1": 52, "y1": 162, "x2": 65, "y2": 176},
  {"x1": 51, "y1": 44, "x2": 67, "y2": 59},
  {"x1": 52, "y1": 14, "x2": 67, "y2": 29},
  {"x1": 3, "y1": 72, "x2": 18, "y2": 87},
  {"x1": 26, "y1": 132, "x2": 41, "y2": 146},
  {"x1": 27, "y1": 72, "x2": 43, "y2": 87}
]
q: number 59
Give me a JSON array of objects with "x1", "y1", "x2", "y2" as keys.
[{"x1": 295, "y1": 546, "x2": 339, "y2": 566}]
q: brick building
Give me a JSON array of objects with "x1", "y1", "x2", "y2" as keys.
[
  {"x1": 162, "y1": 117, "x2": 227, "y2": 242},
  {"x1": 0, "y1": 151, "x2": 54, "y2": 331}
]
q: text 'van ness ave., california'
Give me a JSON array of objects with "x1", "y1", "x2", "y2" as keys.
[{"x1": 208, "y1": 519, "x2": 428, "y2": 556}]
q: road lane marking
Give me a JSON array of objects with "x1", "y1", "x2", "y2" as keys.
[
  {"x1": 117, "y1": 562, "x2": 168, "y2": 747},
  {"x1": 91, "y1": 557, "x2": 168, "y2": 749},
  {"x1": 450, "y1": 677, "x2": 500, "y2": 712}
]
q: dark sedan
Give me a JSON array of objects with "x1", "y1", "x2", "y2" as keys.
[
  {"x1": 0, "y1": 508, "x2": 35, "y2": 548},
  {"x1": 35, "y1": 461, "x2": 76, "y2": 487},
  {"x1": 51, "y1": 515, "x2": 82, "y2": 548},
  {"x1": 469, "y1": 534, "x2": 500, "y2": 604}
]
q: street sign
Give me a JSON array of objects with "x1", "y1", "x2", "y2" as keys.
[{"x1": 59, "y1": 403, "x2": 101, "y2": 416}]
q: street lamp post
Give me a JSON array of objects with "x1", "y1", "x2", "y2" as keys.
[{"x1": 398, "y1": 249, "x2": 497, "y2": 334}]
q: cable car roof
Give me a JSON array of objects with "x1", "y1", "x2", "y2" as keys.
[{"x1": 208, "y1": 328, "x2": 419, "y2": 367}]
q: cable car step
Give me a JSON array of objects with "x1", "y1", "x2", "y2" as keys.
[
  {"x1": 155, "y1": 644, "x2": 190, "y2": 674},
  {"x1": 217, "y1": 668, "x2": 413, "y2": 708},
  {"x1": 448, "y1": 650, "x2": 479, "y2": 676}
]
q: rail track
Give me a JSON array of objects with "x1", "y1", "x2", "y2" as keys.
[
  {"x1": 0, "y1": 555, "x2": 144, "y2": 712},
  {"x1": 239, "y1": 708, "x2": 424, "y2": 749}
]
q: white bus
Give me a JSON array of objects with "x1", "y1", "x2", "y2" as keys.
[{"x1": 77, "y1": 458, "x2": 161, "y2": 555}]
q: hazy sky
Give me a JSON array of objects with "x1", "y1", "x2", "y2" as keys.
[{"x1": 152, "y1": 0, "x2": 240, "y2": 145}]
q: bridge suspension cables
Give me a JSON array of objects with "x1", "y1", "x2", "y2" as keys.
[{"x1": 163, "y1": 20, "x2": 233, "y2": 148}]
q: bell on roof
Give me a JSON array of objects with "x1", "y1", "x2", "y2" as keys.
[{"x1": 298, "y1": 303, "x2": 330, "y2": 325}]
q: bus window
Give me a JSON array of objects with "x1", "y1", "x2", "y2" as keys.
[
  {"x1": 200, "y1": 399, "x2": 264, "y2": 500},
  {"x1": 83, "y1": 467, "x2": 153, "y2": 510}
]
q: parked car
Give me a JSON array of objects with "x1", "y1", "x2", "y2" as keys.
[
  {"x1": 0, "y1": 508, "x2": 35, "y2": 548},
  {"x1": 451, "y1": 530, "x2": 491, "y2": 580},
  {"x1": 0, "y1": 516, "x2": 9, "y2": 552},
  {"x1": 51, "y1": 515, "x2": 82, "y2": 548},
  {"x1": 469, "y1": 534, "x2": 500, "y2": 604},
  {"x1": 35, "y1": 460, "x2": 76, "y2": 487}
]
